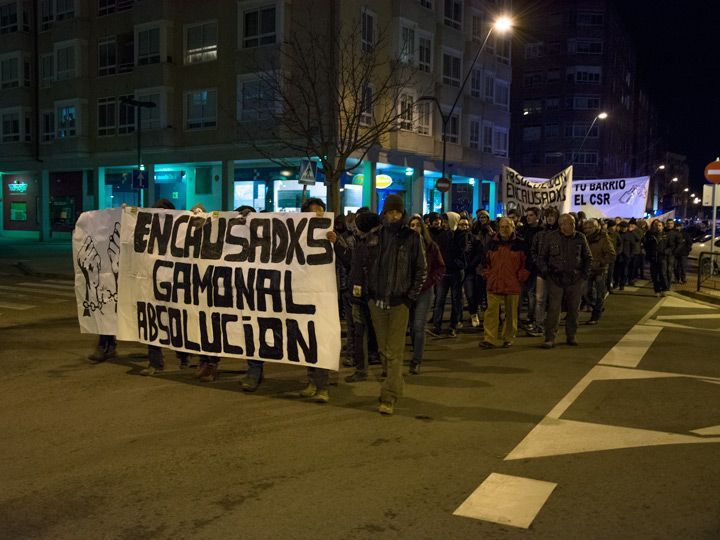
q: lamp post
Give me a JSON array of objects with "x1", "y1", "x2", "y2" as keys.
[
  {"x1": 573, "y1": 111, "x2": 608, "y2": 166},
  {"x1": 120, "y1": 97, "x2": 157, "y2": 207},
  {"x1": 418, "y1": 16, "x2": 512, "y2": 209},
  {"x1": 651, "y1": 163, "x2": 666, "y2": 212}
]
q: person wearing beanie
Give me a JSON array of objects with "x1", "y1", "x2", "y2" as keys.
[
  {"x1": 430, "y1": 211, "x2": 469, "y2": 337},
  {"x1": 364, "y1": 194, "x2": 427, "y2": 415}
]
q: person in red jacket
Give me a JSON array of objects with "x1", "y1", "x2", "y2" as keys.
[
  {"x1": 408, "y1": 215, "x2": 445, "y2": 374},
  {"x1": 479, "y1": 217, "x2": 530, "y2": 349}
]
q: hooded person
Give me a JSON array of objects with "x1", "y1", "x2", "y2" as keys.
[{"x1": 430, "y1": 211, "x2": 470, "y2": 337}]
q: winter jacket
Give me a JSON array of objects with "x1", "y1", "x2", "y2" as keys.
[
  {"x1": 366, "y1": 214, "x2": 427, "y2": 306},
  {"x1": 586, "y1": 230, "x2": 617, "y2": 275},
  {"x1": 607, "y1": 229, "x2": 622, "y2": 258},
  {"x1": 421, "y1": 241, "x2": 445, "y2": 292},
  {"x1": 621, "y1": 230, "x2": 641, "y2": 257},
  {"x1": 537, "y1": 230, "x2": 593, "y2": 287},
  {"x1": 643, "y1": 231, "x2": 670, "y2": 263},
  {"x1": 340, "y1": 229, "x2": 372, "y2": 305},
  {"x1": 678, "y1": 230, "x2": 693, "y2": 256},
  {"x1": 435, "y1": 228, "x2": 469, "y2": 273},
  {"x1": 518, "y1": 223, "x2": 543, "y2": 273},
  {"x1": 531, "y1": 223, "x2": 558, "y2": 270},
  {"x1": 665, "y1": 228, "x2": 685, "y2": 257},
  {"x1": 482, "y1": 236, "x2": 530, "y2": 295}
]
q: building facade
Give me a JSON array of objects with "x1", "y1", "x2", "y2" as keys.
[
  {"x1": 0, "y1": 0, "x2": 511, "y2": 239},
  {"x1": 510, "y1": 0, "x2": 664, "y2": 188}
]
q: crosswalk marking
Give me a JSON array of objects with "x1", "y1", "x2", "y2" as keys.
[
  {"x1": 0, "y1": 284, "x2": 76, "y2": 298},
  {"x1": 0, "y1": 301, "x2": 34, "y2": 310},
  {"x1": 40, "y1": 279, "x2": 75, "y2": 286},
  {"x1": 18, "y1": 281, "x2": 75, "y2": 291}
]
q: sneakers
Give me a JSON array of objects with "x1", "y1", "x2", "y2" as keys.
[
  {"x1": 240, "y1": 374, "x2": 262, "y2": 392},
  {"x1": 314, "y1": 389, "x2": 330, "y2": 403},
  {"x1": 378, "y1": 401, "x2": 394, "y2": 415},
  {"x1": 470, "y1": 314, "x2": 480, "y2": 328},
  {"x1": 197, "y1": 363, "x2": 219, "y2": 382},
  {"x1": 195, "y1": 361, "x2": 208, "y2": 379},
  {"x1": 409, "y1": 363, "x2": 420, "y2": 375},
  {"x1": 427, "y1": 326, "x2": 442, "y2": 337},
  {"x1": 479, "y1": 341, "x2": 495, "y2": 349},
  {"x1": 88, "y1": 344, "x2": 116, "y2": 363},
  {"x1": 140, "y1": 364, "x2": 162, "y2": 376},
  {"x1": 586, "y1": 318, "x2": 599, "y2": 325},
  {"x1": 456, "y1": 322, "x2": 464, "y2": 330},
  {"x1": 345, "y1": 371, "x2": 368, "y2": 383},
  {"x1": 525, "y1": 324, "x2": 543, "y2": 337},
  {"x1": 299, "y1": 383, "x2": 317, "y2": 398},
  {"x1": 502, "y1": 341, "x2": 512, "y2": 348},
  {"x1": 449, "y1": 328, "x2": 457, "y2": 338},
  {"x1": 542, "y1": 341, "x2": 555, "y2": 349}
]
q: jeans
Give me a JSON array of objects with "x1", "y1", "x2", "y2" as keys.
[
  {"x1": 432, "y1": 271, "x2": 463, "y2": 328},
  {"x1": 410, "y1": 288, "x2": 433, "y2": 365},
  {"x1": 369, "y1": 302, "x2": 409, "y2": 405},
  {"x1": 634, "y1": 254, "x2": 645, "y2": 279},
  {"x1": 351, "y1": 302, "x2": 376, "y2": 374},
  {"x1": 534, "y1": 276, "x2": 548, "y2": 327},
  {"x1": 649, "y1": 258, "x2": 669, "y2": 293},
  {"x1": 606, "y1": 262, "x2": 615, "y2": 289},
  {"x1": 341, "y1": 291, "x2": 355, "y2": 356},
  {"x1": 675, "y1": 255, "x2": 687, "y2": 282},
  {"x1": 247, "y1": 360, "x2": 264, "y2": 380},
  {"x1": 587, "y1": 272, "x2": 607, "y2": 320},
  {"x1": 520, "y1": 274, "x2": 538, "y2": 324},
  {"x1": 307, "y1": 367, "x2": 329, "y2": 390},
  {"x1": 484, "y1": 293, "x2": 520, "y2": 346},
  {"x1": 545, "y1": 280, "x2": 583, "y2": 341},
  {"x1": 462, "y1": 273, "x2": 479, "y2": 315},
  {"x1": 664, "y1": 255, "x2": 675, "y2": 287}
]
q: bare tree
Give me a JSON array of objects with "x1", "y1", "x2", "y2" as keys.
[{"x1": 237, "y1": 2, "x2": 420, "y2": 214}]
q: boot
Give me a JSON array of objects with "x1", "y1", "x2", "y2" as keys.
[
  {"x1": 198, "y1": 363, "x2": 219, "y2": 382},
  {"x1": 299, "y1": 382, "x2": 317, "y2": 398}
]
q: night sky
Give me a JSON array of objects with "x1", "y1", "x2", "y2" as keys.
[{"x1": 614, "y1": 0, "x2": 720, "y2": 189}]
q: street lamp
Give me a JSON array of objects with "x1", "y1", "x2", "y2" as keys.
[
  {"x1": 120, "y1": 96, "x2": 157, "y2": 206},
  {"x1": 651, "y1": 163, "x2": 667, "y2": 212},
  {"x1": 574, "y1": 111, "x2": 608, "y2": 164},
  {"x1": 672, "y1": 176, "x2": 679, "y2": 182},
  {"x1": 418, "y1": 16, "x2": 513, "y2": 206}
]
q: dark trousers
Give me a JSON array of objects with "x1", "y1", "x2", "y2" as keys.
[
  {"x1": 544, "y1": 280, "x2": 584, "y2": 341},
  {"x1": 649, "y1": 258, "x2": 669, "y2": 293},
  {"x1": 351, "y1": 301, "x2": 377, "y2": 374},
  {"x1": 432, "y1": 271, "x2": 463, "y2": 328},
  {"x1": 674, "y1": 255, "x2": 687, "y2": 282},
  {"x1": 520, "y1": 274, "x2": 538, "y2": 324},
  {"x1": 462, "y1": 273, "x2": 479, "y2": 315},
  {"x1": 410, "y1": 287, "x2": 433, "y2": 365},
  {"x1": 588, "y1": 272, "x2": 607, "y2": 320},
  {"x1": 307, "y1": 367, "x2": 329, "y2": 390},
  {"x1": 247, "y1": 360, "x2": 264, "y2": 380},
  {"x1": 634, "y1": 254, "x2": 645, "y2": 279},
  {"x1": 341, "y1": 291, "x2": 355, "y2": 356}
]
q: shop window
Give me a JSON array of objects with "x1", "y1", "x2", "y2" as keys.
[
  {"x1": 185, "y1": 89, "x2": 217, "y2": 129},
  {"x1": 185, "y1": 21, "x2": 218, "y2": 64},
  {"x1": 10, "y1": 201, "x2": 27, "y2": 221},
  {"x1": 243, "y1": 4, "x2": 277, "y2": 48}
]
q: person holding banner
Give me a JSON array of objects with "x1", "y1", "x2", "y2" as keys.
[
  {"x1": 367, "y1": 194, "x2": 427, "y2": 415},
  {"x1": 537, "y1": 214, "x2": 592, "y2": 348}
]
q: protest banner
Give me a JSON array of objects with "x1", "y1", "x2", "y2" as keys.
[
  {"x1": 571, "y1": 176, "x2": 650, "y2": 218},
  {"x1": 72, "y1": 208, "x2": 122, "y2": 335},
  {"x1": 648, "y1": 210, "x2": 676, "y2": 225},
  {"x1": 502, "y1": 166, "x2": 573, "y2": 215},
  {"x1": 115, "y1": 208, "x2": 341, "y2": 370}
]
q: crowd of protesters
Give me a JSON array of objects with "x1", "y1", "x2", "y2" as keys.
[{"x1": 87, "y1": 197, "x2": 698, "y2": 416}]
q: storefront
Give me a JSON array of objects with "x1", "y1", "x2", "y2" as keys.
[
  {"x1": 49, "y1": 172, "x2": 83, "y2": 233},
  {"x1": 2, "y1": 174, "x2": 39, "y2": 234}
]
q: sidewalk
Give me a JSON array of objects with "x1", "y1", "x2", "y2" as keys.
[
  {"x1": 0, "y1": 237, "x2": 73, "y2": 279},
  {"x1": 672, "y1": 269, "x2": 720, "y2": 305}
]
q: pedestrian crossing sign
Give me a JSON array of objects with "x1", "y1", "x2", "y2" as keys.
[{"x1": 298, "y1": 160, "x2": 316, "y2": 185}]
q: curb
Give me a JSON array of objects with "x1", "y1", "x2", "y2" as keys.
[{"x1": 676, "y1": 290, "x2": 720, "y2": 307}]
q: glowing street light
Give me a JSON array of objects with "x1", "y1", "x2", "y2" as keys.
[
  {"x1": 574, "y1": 112, "x2": 608, "y2": 163},
  {"x1": 684, "y1": 187, "x2": 689, "y2": 192},
  {"x1": 672, "y1": 177, "x2": 679, "y2": 182}
]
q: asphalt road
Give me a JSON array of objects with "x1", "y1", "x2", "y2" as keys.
[{"x1": 0, "y1": 273, "x2": 718, "y2": 539}]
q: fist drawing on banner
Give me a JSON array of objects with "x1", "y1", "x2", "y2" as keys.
[
  {"x1": 78, "y1": 236, "x2": 101, "y2": 316},
  {"x1": 107, "y1": 221, "x2": 121, "y2": 293}
]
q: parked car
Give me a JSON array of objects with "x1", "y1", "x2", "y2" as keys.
[{"x1": 688, "y1": 235, "x2": 720, "y2": 260}]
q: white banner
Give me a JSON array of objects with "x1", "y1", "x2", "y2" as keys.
[
  {"x1": 72, "y1": 208, "x2": 122, "y2": 335},
  {"x1": 502, "y1": 166, "x2": 573, "y2": 215},
  {"x1": 571, "y1": 176, "x2": 650, "y2": 218},
  {"x1": 649, "y1": 210, "x2": 676, "y2": 225},
  {"x1": 115, "y1": 208, "x2": 341, "y2": 371}
]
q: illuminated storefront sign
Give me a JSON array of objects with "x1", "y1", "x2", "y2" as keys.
[{"x1": 8, "y1": 181, "x2": 28, "y2": 193}]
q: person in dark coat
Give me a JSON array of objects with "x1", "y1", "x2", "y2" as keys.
[
  {"x1": 664, "y1": 219, "x2": 685, "y2": 284},
  {"x1": 643, "y1": 220, "x2": 671, "y2": 296},
  {"x1": 582, "y1": 219, "x2": 616, "y2": 324}
]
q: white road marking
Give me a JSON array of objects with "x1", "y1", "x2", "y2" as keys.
[
  {"x1": 656, "y1": 314, "x2": 720, "y2": 320},
  {"x1": 598, "y1": 325, "x2": 661, "y2": 369},
  {"x1": 40, "y1": 279, "x2": 74, "y2": 286},
  {"x1": 692, "y1": 425, "x2": 720, "y2": 436},
  {"x1": 0, "y1": 301, "x2": 34, "y2": 310},
  {"x1": 0, "y1": 285, "x2": 75, "y2": 298},
  {"x1": 621, "y1": 286, "x2": 639, "y2": 292},
  {"x1": 18, "y1": 281, "x2": 74, "y2": 291},
  {"x1": 453, "y1": 473, "x2": 557, "y2": 529},
  {"x1": 662, "y1": 297, "x2": 715, "y2": 310}
]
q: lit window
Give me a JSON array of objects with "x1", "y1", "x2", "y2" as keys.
[
  {"x1": 56, "y1": 104, "x2": 77, "y2": 138},
  {"x1": 186, "y1": 21, "x2": 218, "y2": 64}
]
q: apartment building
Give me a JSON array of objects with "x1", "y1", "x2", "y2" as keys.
[
  {"x1": 510, "y1": 0, "x2": 663, "y2": 184},
  {"x1": 0, "y1": 0, "x2": 511, "y2": 239}
]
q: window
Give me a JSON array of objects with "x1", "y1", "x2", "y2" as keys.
[
  {"x1": 24, "y1": 110, "x2": 31, "y2": 141},
  {"x1": 568, "y1": 151, "x2": 598, "y2": 165},
  {"x1": 98, "y1": 0, "x2": 133, "y2": 16},
  {"x1": 494, "y1": 80, "x2": 509, "y2": 108},
  {"x1": 56, "y1": 103, "x2": 77, "y2": 138},
  {"x1": 545, "y1": 97, "x2": 560, "y2": 110},
  {"x1": 482, "y1": 121, "x2": 493, "y2": 153},
  {"x1": 565, "y1": 123, "x2": 598, "y2": 138},
  {"x1": 137, "y1": 26, "x2": 160, "y2": 65},
  {"x1": 398, "y1": 92, "x2": 414, "y2": 131},
  {"x1": 484, "y1": 72, "x2": 494, "y2": 101},
  {"x1": 41, "y1": 110, "x2": 55, "y2": 141},
  {"x1": 545, "y1": 152, "x2": 562, "y2": 165},
  {"x1": 577, "y1": 11, "x2": 604, "y2": 27},
  {"x1": 40, "y1": 0, "x2": 54, "y2": 30},
  {"x1": 544, "y1": 123, "x2": 559, "y2": 138},
  {"x1": 0, "y1": 1, "x2": 18, "y2": 33},
  {"x1": 98, "y1": 37, "x2": 117, "y2": 76},
  {"x1": 523, "y1": 71, "x2": 543, "y2": 88},
  {"x1": 417, "y1": 33, "x2": 432, "y2": 73},
  {"x1": 522, "y1": 100, "x2": 542, "y2": 115},
  {"x1": 572, "y1": 95, "x2": 600, "y2": 110},
  {"x1": 135, "y1": 92, "x2": 161, "y2": 129},
  {"x1": 443, "y1": 0, "x2": 462, "y2": 30},
  {"x1": 1, "y1": 109, "x2": 20, "y2": 142},
  {"x1": 525, "y1": 42, "x2": 543, "y2": 59},
  {"x1": 23, "y1": 57, "x2": 30, "y2": 86},
  {"x1": 416, "y1": 100, "x2": 431, "y2": 135},
  {"x1": 360, "y1": 85, "x2": 373, "y2": 126},
  {"x1": 10, "y1": 201, "x2": 27, "y2": 221},
  {"x1": 243, "y1": 4, "x2": 277, "y2": 48},
  {"x1": 117, "y1": 32, "x2": 134, "y2": 72},
  {"x1": 446, "y1": 113, "x2": 459, "y2": 144},
  {"x1": 546, "y1": 68, "x2": 560, "y2": 83},
  {"x1": 399, "y1": 23, "x2": 415, "y2": 64},
  {"x1": 238, "y1": 76, "x2": 277, "y2": 121},
  {"x1": 118, "y1": 94, "x2": 135, "y2": 133},
  {"x1": 40, "y1": 54, "x2": 53, "y2": 86},
  {"x1": 471, "y1": 13, "x2": 484, "y2": 41},
  {"x1": 97, "y1": 97, "x2": 116, "y2": 136},
  {"x1": 442, "y1": 51, "x2": 461, "y2": 86},
  {"x1": 185, "y1": 21, "x2": 218, "y2": 64},
  {"x1": 0, "y1": 54, "x2": 19, "y2": 88},
  {"x1": 493, "y1": 127, "x2": 508, "y2": 156},
  {"x1": 522, "y1": 126, "x2": 541, "y2": 141},
  {"x1": 55, "y1": 42, "x2": 76, "y2": 80},
  {"x1": 56, "y1": 0, "x2": 74, "y2": 20},
  {"x1": 496, "y1": 37, "x2": 510, "y2": 65},
  {"x1": 419, "y1": 0, "x2": 432, "y2": 8},
  {"x1": 470, "y1": 69, "x2": 481, "y2": 98},
  {"x1": 361, "y1": 8, "x2": 375, "y2": 52},
  {"x1": 569, "y1": 39, "x2": 603, "y2": 55},
  {"x1": 469, "y1": 119, "x2": 480, "y2": 149},
  {"x1": 186, "y1": 89, "x2": 217, "y2": 129},
  {"x1": 568, "y1": 66, "x2": 601, "y2": 84}
]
